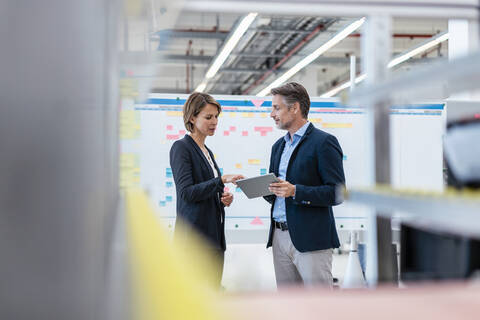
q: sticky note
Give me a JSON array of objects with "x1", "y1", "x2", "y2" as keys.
[
  {"x1": 235, "y1": 187, "x2": 241, "y2": 193},
  {"x1": 260, "y1": 168, "x2": 267, "y2": 175},
  {"x1": 322, "y1": 123, "x2": 353, "y2": 128},
  {"x1": 166, "y1": 182, "x2": 173, "y2": 188},
  {"x1": 224, "y1": 187, "x2": 230, "y2": 193},
  {"x1": 235, "y1": 163, "x2": 242, "y2": 169},
  {"x1": 309, "y1": 118, "x2": 322, "y2": 123},
  {"x1": 223, "y1": 131, "x2": 230, "y2": 136},
  {"x1": 166, "y1": 134, "x2": 180, "y2": 140},
  {"x1": 166, "y1": 111, "x2": 183, "y2": 117},
  {"x1": 166, "y1": 196, "x2": 173, "y2": 202},
  {"x1": 242, "y1": 131, "x2": 248, "y2": 136},
  {"x1": 248, "y1": 159, "x2": 261, "y2": 165},
  {"x1": 159, "y1": 201, "x2": 166, "y2": 207},
  {"x1": 179, "y1": 130, "x2": 186, "y2": 135},
  {"x1": 261, "y1": 132, "x2": 267, "y2": 136},
  {"x1": 166, "y1": 125, "x2": 173, "y2": 130},
  {"x1": 229, "y1": 112, "x2": 236, "y2": 117},
  {"x1": 229, "y1": 126, "x2": 236, "y2": 132}
]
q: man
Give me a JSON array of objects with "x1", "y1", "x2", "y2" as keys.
[{"x1": 265, "y1": 82, "x2": 345, "y2": 288}]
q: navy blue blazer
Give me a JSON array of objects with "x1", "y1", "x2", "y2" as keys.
[
  {"x1": 265, "y1": 123, "x2": 345, "y2": 252},
  {"x1": 169, "y1": 135, "x2": 226, "y2": 251}
]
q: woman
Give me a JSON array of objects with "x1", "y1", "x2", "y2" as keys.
[{"x1": 169, "y1": 92, "x2": 243, "y2": 286}]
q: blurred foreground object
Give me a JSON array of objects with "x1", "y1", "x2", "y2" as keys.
[{"x1": 126, "y1": 189, "x2": 226, "y2": 320}]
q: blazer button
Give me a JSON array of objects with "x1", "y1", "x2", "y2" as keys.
[{"x1": 307, "y1": 201, "x2": 311, "y2": 204}]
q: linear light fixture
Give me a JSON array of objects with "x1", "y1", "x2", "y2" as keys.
[
  {"x1": 320, "y1": 31, "x2": 449, "y2": 98},
  {"x1": 195, "y1": 82, "x2": 207, "y2": 93},
  {"x1": 256, "y1": 17, "x2": 366, "y2": 97},
  {"x1": 195, "y1": 13, "x2": 257, "y2": 92}
]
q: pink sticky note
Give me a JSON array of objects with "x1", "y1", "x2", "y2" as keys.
[
  {"x1": 166, "y1": 125, "x2": 173, "y2": 130},
  {"x1": 242, "y1": 131, "x2": 248, "y2": 136},
  {"x1": 261, "y1": 131, "x2": 267, "y2": 136},
  {"x1": 179, "y1": 130, "x2": 186, "y2": 135},
  {"x1": 230, "y1": 126, "x2": 236, "y2": 132},
  {"x1": 166, "y1": 134, "x2": 179, "y2": 140},
  {"x1": 223, "y1": 131, "x2": 230, "y2": 136},
  {"x1": 224, "y1": 187, "x2": 230, "y2": 193}
]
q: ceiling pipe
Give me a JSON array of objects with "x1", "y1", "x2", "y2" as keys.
[{"x1": 242, "y1": 23, "x2": 325, "y2": 95}]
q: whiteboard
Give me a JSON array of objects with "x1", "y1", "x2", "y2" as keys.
[{"x1": 120, "y1": 94, "x2": 445, "y2": 235}]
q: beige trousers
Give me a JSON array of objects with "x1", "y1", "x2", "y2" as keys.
[{"x1": 272, "y1": 228, "x2": 333, "y2": 288}]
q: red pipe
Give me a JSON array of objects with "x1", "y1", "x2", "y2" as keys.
[{"x1": 186, "y1": 40, "x2": 193, "y2": 93}]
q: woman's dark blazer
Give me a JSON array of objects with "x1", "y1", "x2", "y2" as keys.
[{"x1": 169, "y1": 134, "x2": 226, "y2": 251}]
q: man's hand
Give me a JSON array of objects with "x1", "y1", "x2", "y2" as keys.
[
  {"x1": 221, "y1": 192, "x2": 233, "y2": 207},
  {"x1": 269, "y1": 179, "x2": 295, "y2": 198}
]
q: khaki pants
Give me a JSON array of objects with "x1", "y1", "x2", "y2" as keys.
[{"x1": 272, "y1": 228, "x2": 333, "y2": 288}]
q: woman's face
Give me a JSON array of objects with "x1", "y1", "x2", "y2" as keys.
[{"x1": 190, "y1": 103, "x2": 219, "y2": 137}]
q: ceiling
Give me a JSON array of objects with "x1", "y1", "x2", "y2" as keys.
[{"x1": 120, "y1": 8, "x2": 448, "y2": 97}]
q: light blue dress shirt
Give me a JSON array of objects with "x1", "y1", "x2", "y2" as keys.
[{"x1": 273, "y1": 121, "x2": 310, "y2": 222}]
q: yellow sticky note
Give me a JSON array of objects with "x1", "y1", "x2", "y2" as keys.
[
  {"x1": 260, "y1": 113, "x2": 268, "y2": 118},
  {"x1": 229, "y1": 113, "x2": 236, "y2": 118},
  {"x1": 166, "y1": 111, "x2": 183, "y2": 117},
  {"x1": 309, "y1": 118, "x2": 322, "y2": 123},
  {"x1": 322, "y1": 123, "x2": 353, "y2": 128},
  {"x1": 235, "y1": 163, "x2": 242, "y2": 169},
  {"x1": 248, "y1": 159, "x2": 261, "y2": 165}
]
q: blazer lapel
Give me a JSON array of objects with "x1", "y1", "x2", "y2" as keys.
[
  {"x1": 287, "y1": 123, "x2": 314, "y2": 169},
  {"x1": 273, "y1": 139, "x2": 286, "y2": 176},
  {"x1": 185, "y1": 135, "x2": 215, "y2": 178}
]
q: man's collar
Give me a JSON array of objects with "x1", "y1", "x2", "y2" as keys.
[{"x1": 284, "y1": 121, "x2": 310, "y2": 142}]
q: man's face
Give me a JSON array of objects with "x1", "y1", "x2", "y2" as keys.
[{"x1": 270, "y1": 94, "x2": 295, "y2": 130}]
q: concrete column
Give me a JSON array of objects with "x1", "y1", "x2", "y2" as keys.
[{"x1": 448, "y1": 19, "x2": 480, "y2": 100}]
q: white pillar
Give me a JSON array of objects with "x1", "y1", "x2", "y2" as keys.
[{"x1": 448, "y1": 19, "x2": 480, "y2": 100}]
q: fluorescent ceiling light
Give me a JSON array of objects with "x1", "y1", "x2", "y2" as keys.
[
  {"x1": 194, "y1": 13, "x2": 257, "y2": 93},
  {"x1": 195, "y1": 82, "x2": 207, "y2": 93},
  {"x1": 388, "y1": 32, "x2": 449, "y2": 68},
  {"x1": 256, "y1": 17, "x2": 366, "y2": 97},
  {"x1": 321, "y1": 31, "x2": 449, "y2": 98},
  {"x1": 320, "y1": 74, "x2": 366, "y2": 98},
  {"x1": 206, "y1": 13, "x2": 257, "y2": 79}
]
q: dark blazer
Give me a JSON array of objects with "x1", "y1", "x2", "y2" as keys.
[
  {"x1": 169, "y1": 135, "x2": 226, "y2": 251},
  {"x1": 264, "y1": 123, "x2": 345, "y2": 252}
]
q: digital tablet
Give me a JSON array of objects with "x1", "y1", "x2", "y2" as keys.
[{"x1": 235, "y1": 173, "x2": 280, "y2": 199}]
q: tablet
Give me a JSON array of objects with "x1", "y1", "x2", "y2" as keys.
[{"x1": 235, "y1": 173, "x2": 280, "y2": 199}]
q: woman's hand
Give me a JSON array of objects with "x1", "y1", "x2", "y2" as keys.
[
  {"x1": 221, "y1": 174, "x2": 245, "y2": 185},
  {"x1": 221, "y1": 192, "x2": 233, "y2": 207}
]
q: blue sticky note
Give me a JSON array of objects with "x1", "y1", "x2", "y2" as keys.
[
  {"x1": 220, "y1": 168, "x2": 223, "y2": 175},
  {"x1": 166, "y1": 172, "x2": 173, "y2": 178},
  {"x1": 236, "y1": 187, "x2": 241, "y2": 193},
  {"x1": 166, "y1": 181, "x2": 173, "y2": 188},
  {"x1": 159, "y1": 201, "x2": 166, "y2": 207},
  {"x1": 343, "y1": 155, "x2": 347, "y2": 161},
  {"x1": 260, "y1": 168, "x2": 267, "y2": 175},
  {"x1": 166, "y1": 196, "x2": 173, "y2": 202},
  {"x1": 166, "y1": 168, "x2": 172, "y2": 173}
]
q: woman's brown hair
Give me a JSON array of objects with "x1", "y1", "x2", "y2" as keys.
[{"x1": 183, "y1": 92, "x2": 222, "y2": 132}]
